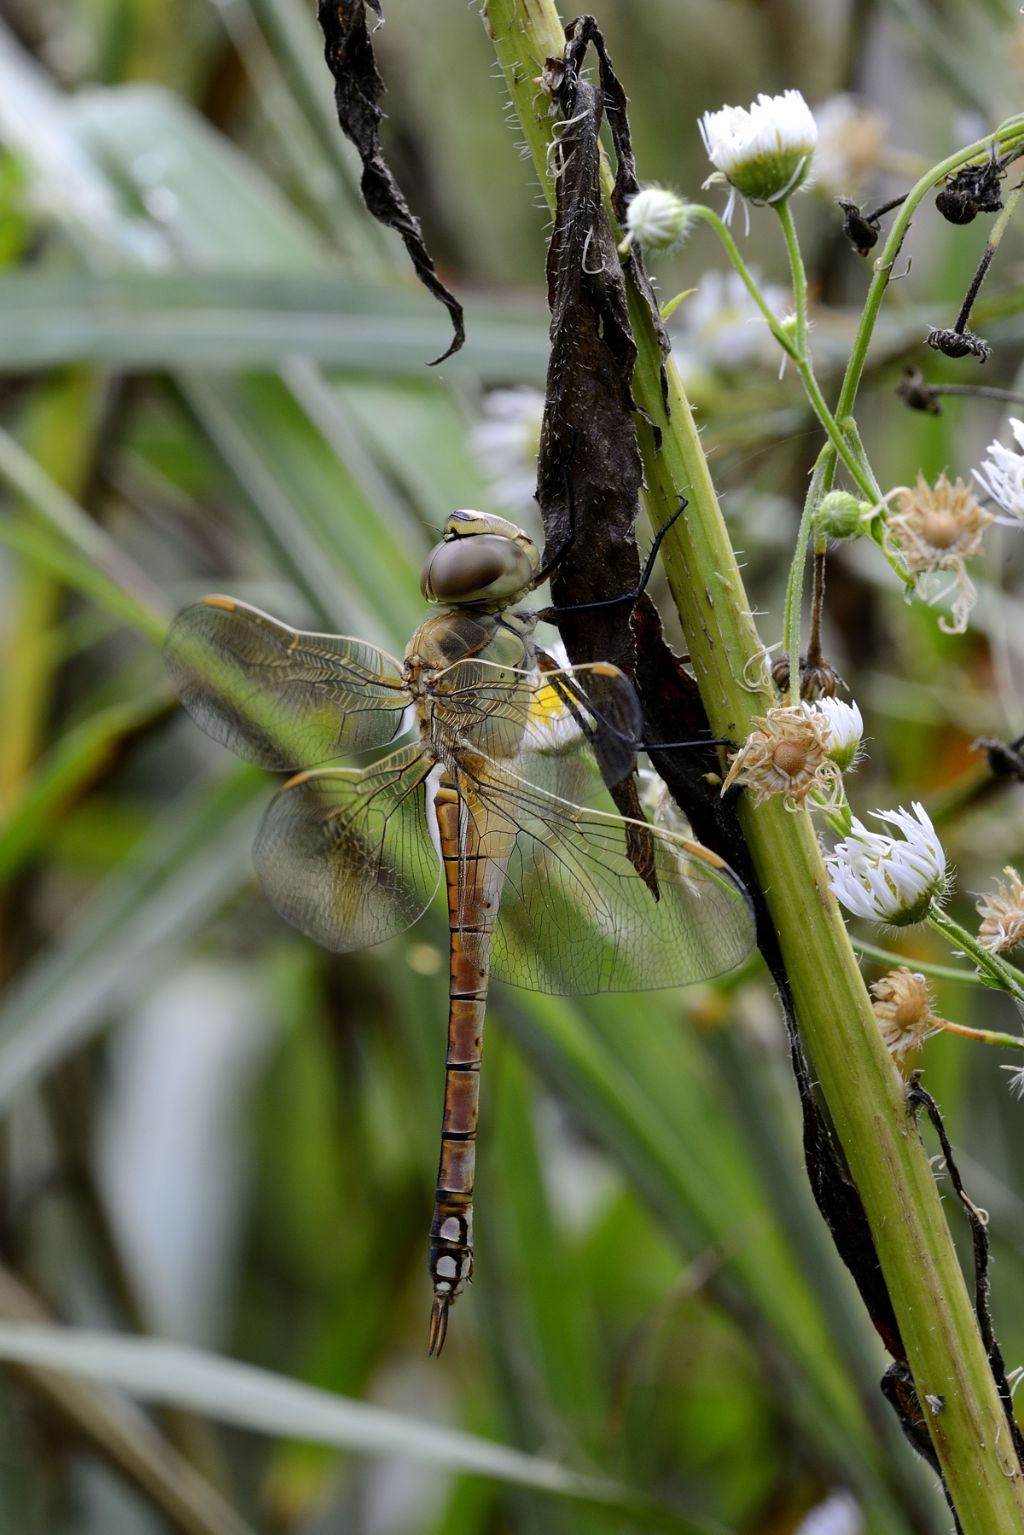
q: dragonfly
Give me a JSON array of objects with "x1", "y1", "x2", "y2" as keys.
[{"x1": 164, "y1": 509, "x2": 755, "y2": 1353}]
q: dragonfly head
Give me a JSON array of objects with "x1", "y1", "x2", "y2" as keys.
[{"x1": 420, "y1": 510, "x2": 540, "y2": 609}]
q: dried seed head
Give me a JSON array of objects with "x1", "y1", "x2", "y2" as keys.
[
  {"x1": 976, "y1": 867, "x2": 1024, "y2": 954},
  {"x1": 925, "y1": 326, "x2": 992, "y2": 362},
  {"x1": 887, "y1": 472, "x2": 994, "y2": 634},
  {"x1": 870, "y1": 967, "x2": 945, "y2": 1069},
  {"x1": 721, "y1": 704, "x2": 840, "y2": 808},
  {"x1": 897, "y1": 367, "x2": 942, "y2": 416}
]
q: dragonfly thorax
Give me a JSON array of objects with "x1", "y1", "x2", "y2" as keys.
[
  {"x1": 420, "y1": 510, "x2": 539, "y2": 609},
  {"x1": 404, "y1": 607, "x2": 537, "y2": 767}
]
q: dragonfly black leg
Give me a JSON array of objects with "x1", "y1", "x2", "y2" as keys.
[{"x1": 536, "y1": 495, "x2": 688, "y2": 621}]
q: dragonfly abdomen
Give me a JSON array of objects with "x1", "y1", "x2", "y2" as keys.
[{"x1": 428, "y1": 772, "x2": 514, "y2": 1355}]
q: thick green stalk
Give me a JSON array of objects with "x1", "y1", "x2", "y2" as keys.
[{"x1": 482, "y1": 4, "x2": 1024, "y2": 1528}]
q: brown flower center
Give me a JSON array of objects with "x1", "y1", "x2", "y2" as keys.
[
  {"x1": 772, "y1": 741, "x2": 808, "y2": 778},
  {"x1": 893, "y1": 999, "x2": 924, "y2": 1030},
  {"x1": 920, "y1": 509, "x2": 960, "y2": 550}
]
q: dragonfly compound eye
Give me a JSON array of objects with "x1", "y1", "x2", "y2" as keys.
[{"x1": 420, "y1": 534, "x2": 536, "y2": 606}]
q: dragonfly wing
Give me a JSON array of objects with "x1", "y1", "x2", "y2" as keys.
[
  {"x1": 253, "y1": 743, "x2": 440, "y2": 952},
  {"x1": 165, "y1": 596, "x2": 410, "y2": 771},
  {"x1": 477, "y1": 769, "x2": 755, "y2": 995},
  {"x1": 434, "y1": 658, "x2": 642, "y2": 794}
]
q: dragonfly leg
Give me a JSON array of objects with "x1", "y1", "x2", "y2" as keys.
[{"x1": 535, "y1": 495, "x2": 688, "y2": 620}]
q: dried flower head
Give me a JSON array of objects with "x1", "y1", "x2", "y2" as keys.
[
  {"x1": 976, "y1": 867, "x2": 1024, "y2": 954},
  {"x1": 826, "y1": 803, "x2": 948, "y2": 926},
  {"x1": 974, "y1": 417, "x2": 1024, "y2": 522},
  {"x1": 887, "y1": 472, "x2": 994, "y2": 634},
  {"x1": 721, "y1": 704, "x2": 840, "y2": 808},
  {"x1": 870, "y1": 967, "x2": 946, "y2": 1068},
  {"x1": 699, "y1": 90, "x2": 817, "y2": 223},
  {"x1": 925, "y1": 326, "x2": 991, "y2": 362},
  {"x1": 621, "y1": 187, "x2": 693, "y2": 252},
  {"x1": 836, "y1": 197, "x2": 880, "y2": 257}
]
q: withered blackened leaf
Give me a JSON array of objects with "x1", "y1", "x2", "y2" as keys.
[
  {"x1": 317, "y1": 1, "x2": 464, "y2": 364},
  {"x1": 535, "y1": 66, "x2": 643, "y2": 802},
  {"x1": 908, "y1": 1078, "x2": 1024, "y2": 1465},
  {"x1": 560, "y1": 16, "x2": 670, "y2": 402},
  {"x1": 536, "y1": 17, "x2": 707, "y2": 887}
]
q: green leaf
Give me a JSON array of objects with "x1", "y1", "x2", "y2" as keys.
[{"x1": 0, "y1": 1324, "x2": 734, "y2": 1535}]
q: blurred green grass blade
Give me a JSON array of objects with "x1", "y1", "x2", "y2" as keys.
[
  {"x1": 0, "y1": 689, "x2": 170, "y2": 884},
  {"x1": 76, "y1": 83, "x2": 329, "y2": 271},
  {"x1": 177, "y1": 371, "x2": 423, "y2": 641},
  {"x1": 0, "y1": 21, "x2": 167, "y2": 268},
  {"x1": 0, "y1": 766, "x2": 263, "y2": 1114},
  {"x1": 484, "y1": 1038, "x2": 606, "y2": 1449},
  {"x1": 222, "y1": 0, "x2": 383, "y2": 260},
  {"x1": 0, "y1": 1268, "x2": 257, "y2": 1535},
  {"x1": 0, "y1": 517, "x2": 167, "y2": 645},
  {"x1": 0, "y1": 1326, "x2": 736, "y2": 1535},
  {"x1": 0, "y1": 425, "x2": 170, "y2": 641},
  {"x1": 0, "y1": 271, "x2": 549, "y2": 378},
  {"x1": 502, "y1": 993, "x2": 914, "y2": 1524}
]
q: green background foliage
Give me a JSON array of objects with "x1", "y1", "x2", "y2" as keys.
[{"x1": 0, "y1": 2, "x2": 1022, "y2": 1532}]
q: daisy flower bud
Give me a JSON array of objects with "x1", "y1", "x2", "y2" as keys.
[
  {"x1": 621, "y1": 187, "x2": 692, "y2": 252},
  {"x1": 815, "y1": 490, "x2": 870, "y2": 542},
  {"x1": 699, "y1": 90, "x2": 817, "y2": 222},
  {"x1": 976, "y1": 867, "x2": 1024, "y2": 954},
  {"x1": 814, "y1": 697, "x2": 863, "y2": 772},
  {"x1": 870, "y1": 968, "x2": 946, "y2": 1069},
  {"x1": 826, "y1": 803, "x2": 948, "y2": 926},
  {"x1": 974, "y1": 417, "x2": 1024, "y2": 522}
]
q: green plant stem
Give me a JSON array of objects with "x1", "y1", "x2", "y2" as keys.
[
  {"x1": 852, "y1": 938, "x2": 991, "y2": 986},
  {"x1": 484, "y1": 6, "x2": 1024, "y2": 1528},
  {"x1": 689, "y1": 205, "x2": 795, "y2": 352},
  {"x1": 934, "y1": 1018, "x2": 1024, "y2": 1052},
  {"x1": 775, "y1": 197, "x2": 808, "y2": 358},
  {"x1": 784, "y1": 451, "x2": 828, "y2": 705},
  {"x1": 928, "y1": 908, "x2": 1024, "y2": 1006}
]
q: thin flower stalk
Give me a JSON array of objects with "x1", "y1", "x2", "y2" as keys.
[{"x1": 927, "y1": 907, "x2": 1024, "y2": 1007}]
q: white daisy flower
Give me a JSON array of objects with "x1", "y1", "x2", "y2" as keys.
[
  {"x1": 621, "y1": 187, "x2": 693, "y2": 252},
  {"x1": 826, "y1": 802, "x2": 948, "y2": 926},
  {"x1": 469, "y1": 388, "x2": 543, "y2": 516},
  {"x1": 974, "y1": 417, "x2": 1024, "y2": 522},
  {"x1": 699, "y1": 89, "x2": 817, "y2": 222},
  {"x1": 671, "y1": 267, "x2": 789, "y2": 371},
  {"x1": 813, "y1": 697, "x2": 864, "y2": 771},
  {"x1": 795, "y1": 1488, "x2": 864, "y2": 1535}
]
